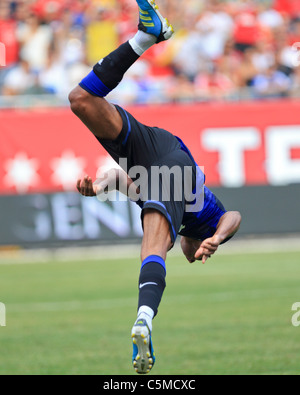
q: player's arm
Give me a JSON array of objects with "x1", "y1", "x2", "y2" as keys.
[
  {"x1": 215, "y1": 211, "x2": 242, "y2": 241},
  {"x1": 77, "y1": 169, "x2": 140, "y2": 198},
  {"x1": 195, "y1": 211, "x2": 242, "y2": 264}
]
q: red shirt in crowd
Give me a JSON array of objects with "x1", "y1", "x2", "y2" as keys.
[
  {"x1": 274, "y1": 0, "x2": 300, "y2": 18},
  {"x1": 234, "y1": 12, "x2": 261, "y2": 45},
  {"x1": 0, "y1": 18, "x2": 19, "y2": 66}
]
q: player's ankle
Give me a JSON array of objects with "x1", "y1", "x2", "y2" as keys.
[
  {"x1": 129, "y1": 31, "x2": 156, "y2": 56},
  {"x1": 136, "y1": 306, "x2": 154, "y2": 332}
]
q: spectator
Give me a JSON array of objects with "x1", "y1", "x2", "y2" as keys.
[
  {"x1": 0, "y1": 1, "x2": 19, "y2": 68},
  {"x1": 38, "y1": 48, "x2": 69, "y2": 96},
  {"x1": 252, "y1": 40, "x2": 275, "y2": 73},
  {"x1": 17, "y1": 12, "x2": 53, "y2": 72},
  {"x1": 258, "y1": 3, "x2": 284, "y2": 30},
  {"x1": 216, "y1": 49, "x2": 241, "y2": 94},
  {"x1": 274, "y1": 0, "x2": 300, "y2": 20},
  {"x1": 0, "y1": 0, "x2": 300, "y2": 103},
  {"x1": 233, "y1": 4, "x2": 262, "y2": 52},
  {"x1": 195, "y1": 0, "x2": 234, "y2": 61},
  {"x1": 172, "y1": 29, "x2": 207, "y2": 82},
  {"x1": 252, "y1": 63, "x2": 292, "y2": 99},
  {"x1": 2, "y1": 59, "x2": 38, "y2": 95},
  {"x1": 167, "y1": 73, "x2": 196, "y2": 103},
  {"x1": 236, "y1": 47, "x2": 258, "y2": 88},
  {"x1": 195, "y1": 65, "x2": 235, "y2": 101},
  {"x1": 86, "y1": 7, "x2": 119, "y2": 65}
]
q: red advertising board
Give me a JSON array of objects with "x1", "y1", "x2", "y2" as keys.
[{"x1": 1, "y1": 100, "x2": 300, "y2": 195}]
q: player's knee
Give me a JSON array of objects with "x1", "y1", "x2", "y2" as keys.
[
  {"x1": 141, "y1": 209, "x2": 173, "y2": 261},
  {"x1": 69, "y1": 86, "x2": 90, "y2": 116}
]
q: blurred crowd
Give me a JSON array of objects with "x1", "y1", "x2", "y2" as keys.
[{"x1": 1, "y1": 0, "x2": 300, "y2": 105}]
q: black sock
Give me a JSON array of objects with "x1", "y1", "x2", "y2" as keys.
[
  {"x1": 80, "y1": 41, "x2": 140, "y2": 97},
  {"x1": 93, "y1": 41, "x2": 140, "y2": 91},
  {"x1": 138, "y1": 256, "x2": 166, "y2": 317}
]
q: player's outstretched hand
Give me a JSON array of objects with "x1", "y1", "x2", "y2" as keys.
[
  {"x1": 76, "y1": 176, "x2": 97, "y2": 197},
  {"x1": 77, "y1": 170, "x2": 121, "y2": 197},
  {"x1": 195, "y1": 235, "x2": 223, "y2": 264}
]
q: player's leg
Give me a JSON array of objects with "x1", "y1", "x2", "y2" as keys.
[
  {"x1": 69, "y1": 40, "x2": 141, "y2": 140},
  {"x1": 131, "y1": 148, "x2": 192, "y2": 374},
  {"x1": 69, "y1": 0, "x2": 174, "y2": 140},
  {"x1": 132, "y1": 209, "x2": 172, "y2": 374},
  {"x1": 139, "y1": 209, "x2": 172, "y2": 321},
  {"x1": 141, "y1": 209, "x2": 172, "y2": 262},
  {"x1": 69, "y1": 89, "x2": 123, "y2": 141}
]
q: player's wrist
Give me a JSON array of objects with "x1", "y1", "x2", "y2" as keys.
[{"x1": 213, "y1": 233, "x2": 225, "y2": 245}]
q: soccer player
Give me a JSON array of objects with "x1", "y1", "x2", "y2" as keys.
[{"x1": 70, "y1": 0, "x2": 241, "y2": 374}]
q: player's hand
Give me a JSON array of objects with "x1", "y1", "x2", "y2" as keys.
[
  {"x1": 195, "y1": 235, "x2": 222, "y2": 264},
  {"x1": 76, "y1": 176, "x2": 96, "y2": 197},
  {"x1": 93, "y1": 169, "x2": 121, "y2": 195},
  {"x1": 181, "y1": 237, "x2": 201, "y2": 264},
  {"x1": 77, "y1": 170, "x2": 121, "y2": 197}
]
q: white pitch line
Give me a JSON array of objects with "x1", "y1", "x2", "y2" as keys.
[
  {"x1": 0, "y1": 236, "x2": 299, "y2": 265},
  {"x1": 6, "y1": 286, "x2": 298, "y2": 314}
]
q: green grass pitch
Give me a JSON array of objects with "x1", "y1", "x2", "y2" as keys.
[{"x1": 0, "y1": 249, "x2": 300, "y2": 375}]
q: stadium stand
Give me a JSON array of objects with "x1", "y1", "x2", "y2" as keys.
[{"x1": 0, "y1": 0, "x2": 300, "y2": 105}]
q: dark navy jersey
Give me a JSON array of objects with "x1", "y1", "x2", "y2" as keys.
[
  {"x1": 97, "y1": 105, "x2": 228, "y2": 243},
  {"x1": 179, "y1": 186, "x2": 227, "y2": 241}
]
